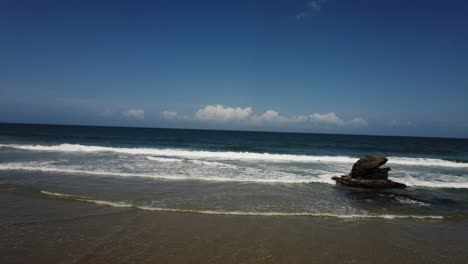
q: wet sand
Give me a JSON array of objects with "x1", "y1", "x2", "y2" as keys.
[{"x1": 1, "y1": 192, "x2": 467, "y2": 264}]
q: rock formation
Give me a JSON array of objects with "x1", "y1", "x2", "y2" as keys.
[
  {"x1": 350, "y1": 156, "x2": 390, "y2": 180},
  {"x1": 332, "y1": 156, "x2": 406, "y2": 189}
]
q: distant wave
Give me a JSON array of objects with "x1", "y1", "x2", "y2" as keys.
[
  {"x1": 40, "y1": 190, "x2": 444, "y2": 220},
  {"x1": 2, "y1": 143, "x2": 468, "y2": 168},
  {"x1": 220, "y1": 144, "x2": 268, "y2": 153}
]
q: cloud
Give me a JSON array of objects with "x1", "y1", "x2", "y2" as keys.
[
  {"x1": 162, "y1": 105, "x2": 367, "y2": 128},
  {"x1": 195, "y1": 104, "x2": 253, "y2": 122},
  {"x1": 99, "y1": 108, "x2": 113, "y2": 117},
  {"x1": 349, "y1": 117, "x2": 368, "y2": 126},
  {"x1": 309, "y1": 112, "x2": 344, "y2": 125},
  {"x1": 307, "y1": 0, "x2": 326, "y2": 11},
  {"x1": 253, "y1": 110, "x2": 283, "y2": 123},
  {"x1": 122, "y1": 109, "x2": 144, "y2": 120},
  {"x1": 297, "y1": 0, "x2": 327, "y2": 19},
  {"x1": 161, "y1": 111, "x2": 179, "y2": 120}
]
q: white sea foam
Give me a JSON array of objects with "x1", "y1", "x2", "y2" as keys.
[
  {"x1": 0, "y1": 143, "x2": 356, "y2": 163},
  {"x1": 387, "y1": 156, "x2": 468, "y2": 168},
  {"x1": 0, "y1": 164, "x2": 319, "y2": 184},
  {"x1": 39, "y1": 190, "x2": 444, "y2": 220},
  {"x1": 397, "y1": 176, "x2": 468, "y2": 189},
  {"x1": 41, "y1": 190, "x2": 75, "y2": 197},
  {"x1": 146, "y1": 156, "x2": 238, "y2": 168},
  {"x1": 145, "y1": 156, "x2": 181, "y2": 163},
  {"x1": 40, "y1": 190, "x2": 87, "y2": 199},
  {"x1": 393, "y1": 196, "x2": 430, "y2": 207},
  {"x1": 2, "y1": 143, "x2": 468, "y2": 168},
  {"x1": 1, "y1": 162, "x2": 467, "y2": 188}
]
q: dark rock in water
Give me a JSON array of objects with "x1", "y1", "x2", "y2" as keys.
[
  {"x1": 332, "y1": 175, "x2": 406, "y2": 189},
  {"x1": 353, "y1": 156, "x2": 388, "y2": 170},
  {"x1": 350, "y1": 156, "x2": 390, "y2": 180},
  {"x1": 358, "y1": 167, "x2": 391, "y2": 180},
  {"x1": 333, "y1": 156, "x2": 406, "y2": 189}
]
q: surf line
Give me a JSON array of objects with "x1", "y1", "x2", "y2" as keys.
[
  {"x1": 39, "y1": 190, "x2": 445, "y2": 220},
  {"x1": 2, "y1": 143, "x2": 468, "y2": 167}
]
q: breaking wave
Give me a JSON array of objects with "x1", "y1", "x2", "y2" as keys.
[
  {"x1": 397, "y1": 176, "x2": 468, "y2": 189},
  {"x1": 1, "y1": 163, "x2": 467, "y2": 188},
  {"x1": 2, "y1": 143, "x2": 468, "y2": 168},
  {"x1": 0, "y1": 164, "x2": 326, "y2": 184},
  {"x1": 146, "y1": 156, "x2": 238, "y2": 168},
  {"x1": 40, "y1": 190, "x2": 444, "y2": 220}
]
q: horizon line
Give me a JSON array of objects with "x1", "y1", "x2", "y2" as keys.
[{"x1": 1, "y1": 121, "x2": 467, "y2": 140}]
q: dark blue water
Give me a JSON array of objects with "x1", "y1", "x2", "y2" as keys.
[
  {"x1": 1, "y1": 123, "x2": 468, "y2": 219},
  {"x1": 1, "y1": 123, "x2": 468, "y2": 159}
]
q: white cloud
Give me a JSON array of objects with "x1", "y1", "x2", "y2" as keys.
[
  {"x1": 293, "y1": 115, "x2": 309, "y2": 122},
  {"x1": 307, "y1": 0, "x2": 326, "y2": 11},
  {"x1": 162, "y1": 105, "x2": 367, "y2": 128},
  {"x1": 195, "y1": 104, "x2": 253, "y2": 122},
  {"x1": 297, "y1": 0, "x2": 327, "y2": 19},
  {"x1": 349, "y1": 117, "x2": 368, "y2": 126},
  {"x1": 308, "y1": 112, "x2": 344, "y2": 125},
  {"x1": 161, "y1": 111, "x2": 179, "y2": 120},
  {"x1": 122, "y1": 109, "x2": 144, "y2": 120},
  {"x1": 99, "y1": 108, "x2": 113, "y2": 117},
  {"x1": 253, "y1": 110, "x2": 283, "y2": 122}
]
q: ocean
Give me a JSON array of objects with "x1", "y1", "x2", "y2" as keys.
[
  {"x1": 1, "y1": 123, "x2": 468, "y2": 220},
  {"x1": 2, "y1": 123, "x2": 468, "y2": 263}
]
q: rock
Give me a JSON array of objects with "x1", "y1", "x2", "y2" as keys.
[
  {"x1": 353, "y1": 156, "x2": 388, "y2": 170},
  {"x1": 332, "y1": 175, "x2": 406, "y2": 189},
  {"x1": 350, "y1": 156, "x2": 390, "y2": 180},
  {"x1": 332, "y1": 156, "x2": 406, "y2": 189}
]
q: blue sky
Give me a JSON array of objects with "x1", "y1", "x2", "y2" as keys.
[{"x1": 1, "y1": 0, "x2": 468, "y2": 138}]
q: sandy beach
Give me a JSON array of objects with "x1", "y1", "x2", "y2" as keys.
[{"x1": 2, "y1": 192, "x2": 467, "y2": 264}]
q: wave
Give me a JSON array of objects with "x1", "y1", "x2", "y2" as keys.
[
  {"x1": 0, "y1": 164, "x2": 322, "y2": 184},
  {"x1": 40, "y1": 190, "x2": 87, "y2": 199},
  {"x1": 391, "y1": 196, "x2": 430, "y2": 207},
  {"x1": 1, "y1": 163, "x2": 467, "y2": 188},
  {"x1": 2, "y1": 143, "x2": 468, "y2": 168},
  {"x1": 397, "y1": 176, "x2": 468, "y2": 189},
  {"x1": 220, "y1": 144, "x2": 267, "y2": 153},
  {"x1": 40, "y1": 190, "x2": 444, "y2": 220},
  {"x1": 146, "y1": 156, "x2": 238, "y2": 168},
  {"x1": 387, "y1": 156, "x2": 468, "y2": 168}
]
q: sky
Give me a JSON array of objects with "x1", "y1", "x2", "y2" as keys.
[{"x1": 1, "y1": 0, "x2": 468, "y2": 138}]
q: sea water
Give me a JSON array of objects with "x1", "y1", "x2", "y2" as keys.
[{"x1": 1, "y1": 123, "x2": 467, "y2": 219}]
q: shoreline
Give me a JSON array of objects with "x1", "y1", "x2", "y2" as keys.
[
  {"x1": 39, "y1": 190, "x2": 447, "y2": 220},
  {"x1": 1, "y1": 192, "x2": 467, "y2": 264}
]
